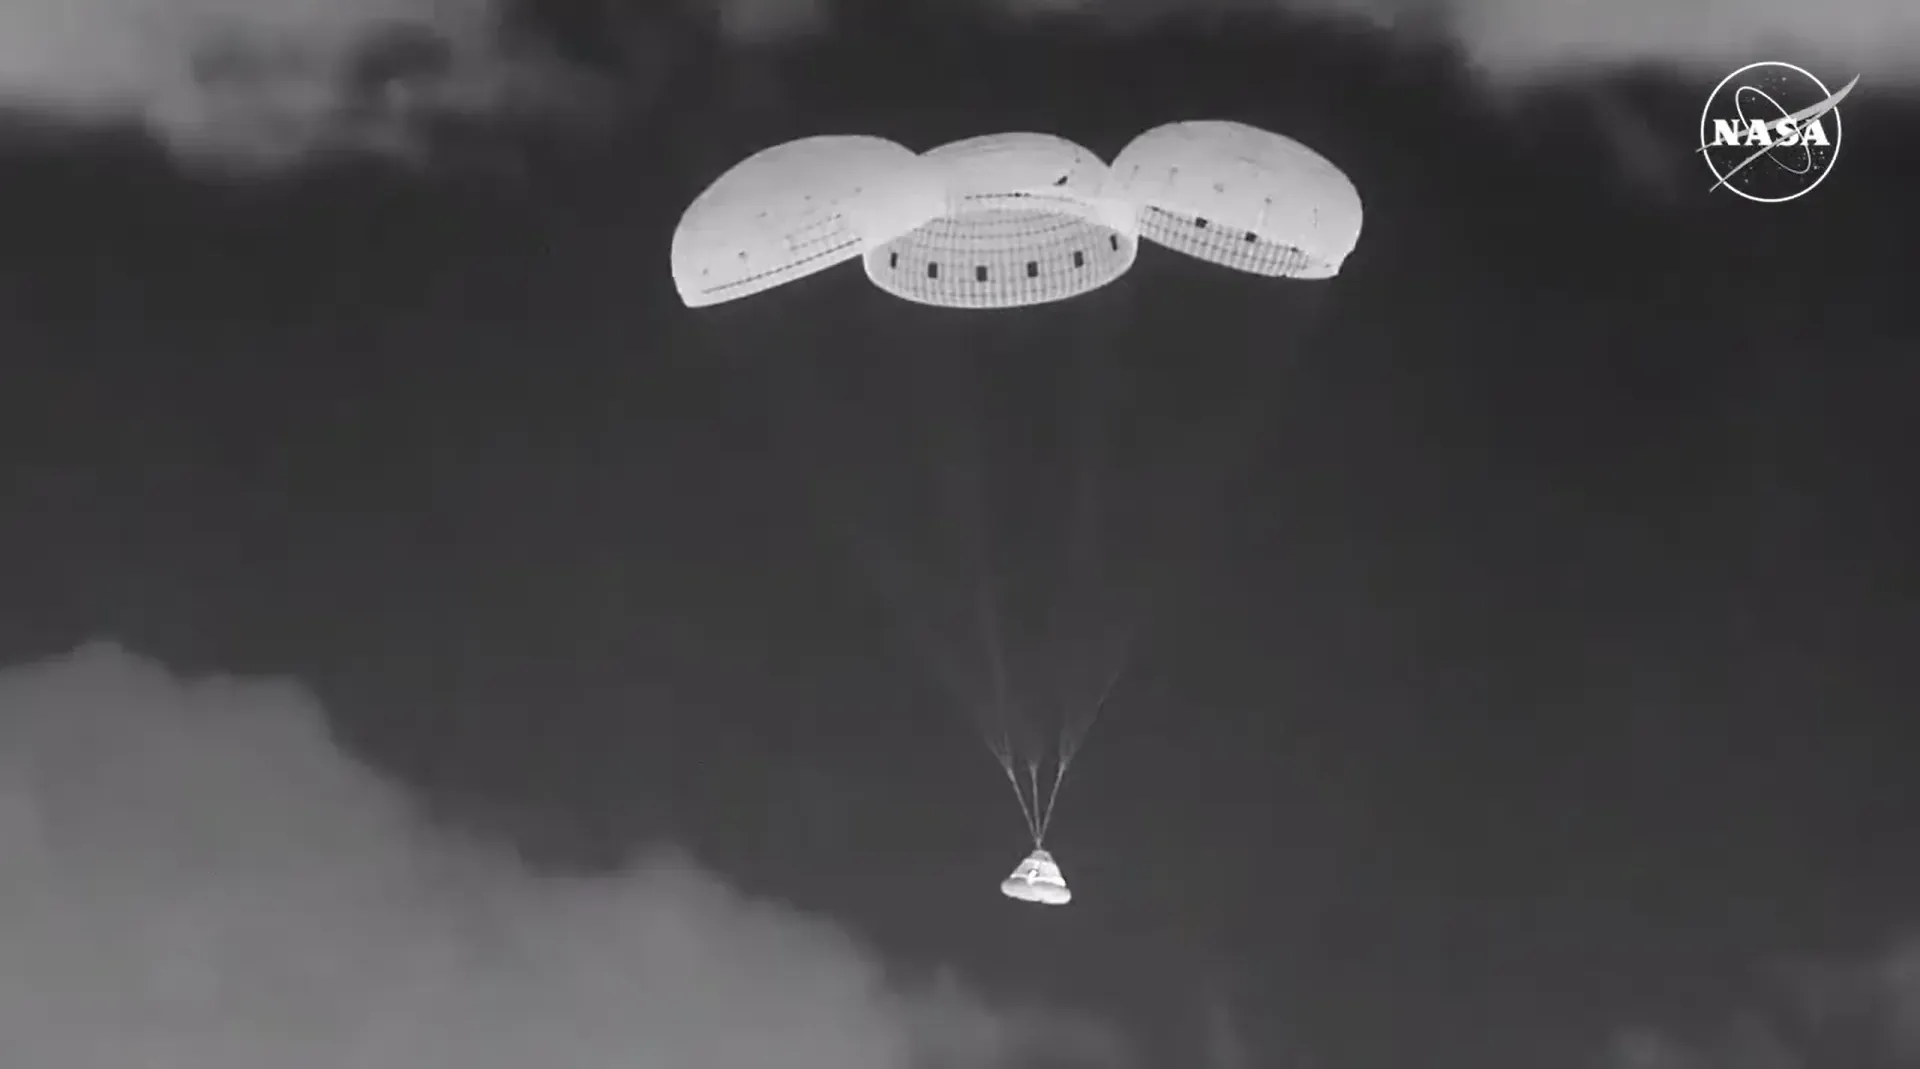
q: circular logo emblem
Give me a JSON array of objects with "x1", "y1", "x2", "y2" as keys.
[{"x1": 1698, "y1": 61, "x2": 1854, "y2": 203}]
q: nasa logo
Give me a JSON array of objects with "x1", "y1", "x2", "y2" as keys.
[{"x1": 1697, "y1": 62, "x2": 1859, "y2": 203}]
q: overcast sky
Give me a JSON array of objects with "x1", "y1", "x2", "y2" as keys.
[{"x1": 0, "y1": 0, "x2": 1911, "y2": 165}]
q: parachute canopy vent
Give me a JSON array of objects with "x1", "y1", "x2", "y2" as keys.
[{"x1": 1000, "y1": 848, "x2": 1072, "y2": 906}]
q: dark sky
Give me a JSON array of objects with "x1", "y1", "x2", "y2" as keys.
[{"x1": 1, "y1": 9, "x2": 1917, "y2": 1069}]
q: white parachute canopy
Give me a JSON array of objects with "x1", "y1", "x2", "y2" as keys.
[
  {"x1": 864, "y1": 132, "x2": 1140, "y2": 310},
  {"x1": 1000, "y1": 848, "x2": 1072, "y2": 906},
  {"x1": 671, "y1": 135, "x2": 946, "y2": 308},
  {"x1": 1110, "y1": 120, "x2": 1364, "y2": 279}
]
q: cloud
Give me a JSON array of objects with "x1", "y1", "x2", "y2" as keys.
[
  {"x1": 1405, "y1": 0, "x2": 1914, "y2": 82},
  {"x1": 701, "y1": 0, "x2": 1915, "y2": 84},
  {"x1": 15, "y1": 0, "x2": 1899, "y2": 170},
  {"x1": 0, "y1": 0, "x2": 575, "y2": 169},
  {"x1": 995, "y1": 0, "x2": 1913, "y2": 83},
  {"x1": 1611, "y1": 1029, "x2": 1708, "y2": 1069},
  {"x1": 0, "y1": 641, "x2": 1121, "y2": 1069},
  {"x1": 705, "y1": 0, "x2": 834, "y2": 42},
  {"x1": 1881, "y1": 939, "x2": 1920, "y2": 1056},
  {"x1": 1607, "y1": 937, "x2": 1920, "y2": 1069}
]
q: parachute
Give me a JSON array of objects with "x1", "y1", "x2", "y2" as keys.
[
  {"x1": 863, "y1": 132, "x2": 1139, "y2": 310},
  {"x1": 670, "y1": 135, "x2": 945, "y2": 308},
  {"x1": 672, "y1": 121, "x2": 1361, "y2": 307},
  {"x1": 1000, "y1": 848, "x2": 1071, "y2": 906},
  {"x1": 1110, "y1": 120, "x2": 1363, "y2": 279},
  {"x1": 672, "y1": 120, "x2": 1363, "y2": 906}
]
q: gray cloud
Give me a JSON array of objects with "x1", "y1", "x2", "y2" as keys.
[
  {"x1": 1882, "y1": 940, "x2": 1920, "y2": 1057},
  {"x1": 0, "y1": 0, "x2": 573, "y2": 169},
  {"x1": 707, "y1": 0, "x2": 833, "y2": 42},
  {"x1": 1608, "y1": 938, "x2": 1920, "y2": 1069},
  {"x1": 1405, "y1": 0, "x2": 1913, "y2": 81},
  {"x1": 0, "y1": 641, "x2": 1121, "y2": 1069},
  {"x1": 697, "y1": 0, "x2": 1911, "y2": 83},
  {"x1": 11, "y1": 0, "x2": 1899, "y2": 172},
  {"x1": 997, "y1": 0, "x2": 1910, "y2": 83}
]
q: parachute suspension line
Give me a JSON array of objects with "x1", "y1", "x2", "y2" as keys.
[
  {"x1": 836, "y1": 515, "x2": 982, "y2": 716},
  {"x1": 1079, "y1": 631, "x2": 1134, "y2": 740},
  {"x1": 918, "y1": 352, "x2": 1033, "y2": 845},
  {"x1": 1035, "y1": 751, "x2": 1070, "y2": 845},
  {"x1": 1023, "y1": 758, "x2": 1047, "y2": 846},
  {"x1": 1034, "y1": 634, "x2": 1136, "y2": 844},
  {"x1": 974, "y1": 583, "x2": 1012, "y2": 733},
  {"x1": 987, "y1": 719, "x2": 1040, "y2": 842},
  {"x1": 1033, "y1": 709, "x2": 1085, "y2": 843},
  {"x1": 939, "y1": 352, "x2": 1020, "y2": 809},
  {"x1": 1053, "y1": 336, "x2": 1108, "y2": 687},
  {"x1": 942, "y1": 362, "x2": 1041, "y2": 848},
  {"x1": 1030, "y1": 344, "x2": 1115, "y2": 850},
  {"x1": 996, "y1": 752, "x2": 1041, "y2": 843},
  {"x1": 1065, "y1": 344, "x2": 1104, "y2": 601},
  {"x1": 968, "y1": 493, "x2": 1027, "y2": 842},
  {"x1": 962, "y1": 501, "x2": 1010, "y2": 751}
]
